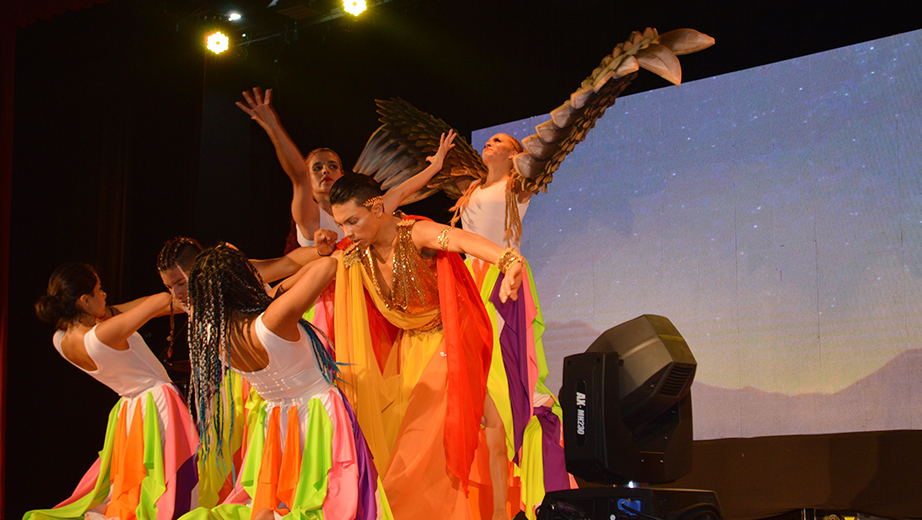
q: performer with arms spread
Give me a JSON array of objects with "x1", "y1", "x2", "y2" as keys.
[
  {"x1": 27, "y1": 262, "x2": 198, "y2": 520},
  {"x1": 318, "y1": 173, "x2": 523, "y2": 520}
]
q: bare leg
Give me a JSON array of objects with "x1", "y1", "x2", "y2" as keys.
[{"x1": 484, "y1": 394, "x2": 509, "y2": 520}]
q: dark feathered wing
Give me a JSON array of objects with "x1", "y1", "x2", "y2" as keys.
[{"x1": 353, "y1": 98, "x2": 487, "y2": 203}]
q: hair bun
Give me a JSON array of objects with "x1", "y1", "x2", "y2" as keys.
[{"x1": 35, "y1": 293, "x2": 66, "y2": 325}]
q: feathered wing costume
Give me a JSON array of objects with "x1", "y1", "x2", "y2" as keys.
[
  {"x1": 355, "y1": 28, "x2": 715, "y2": 199},
  {"x1": 352, "y1": 27, "x2": 714, "y2": 520}
]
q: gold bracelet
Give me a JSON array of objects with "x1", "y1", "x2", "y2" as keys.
[
  {"x1": 437, "y1": 227, "x2": 451, "y2": 251},
  {"x1": 496, "y1": 248, "x2": 523, "y2": 273}
]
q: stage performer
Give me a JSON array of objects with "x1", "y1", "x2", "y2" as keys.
[
  {"x1": 28, "y1": 262, "x2": 199, "y2": 520},
  {"x1": 235, "y1": 87, "x2": 457, "y2": 249},
  {"x1": 181, "y1": 244, "x2": 389, "y2": 520},
  {"x1": 157, "y1": 236, "x2": 336, "y2": 507},
  {"x1": 390, "y1": 131, "x2": 570, "y2": 520},
  {"x1": 321, "y1": 173, "x2": 523, "y2": 520}
]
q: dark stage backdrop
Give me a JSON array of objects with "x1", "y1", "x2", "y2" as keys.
[
  {"x1": 6, "y1": 2, "x2": 211, "y2": 516},
  {"x1": 5, "y1": 0, "x2": 922, "y2": 518}
]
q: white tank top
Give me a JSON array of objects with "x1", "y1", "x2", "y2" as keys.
[
  {"x1": 297, "y1": 209, "x2": 343, "y2": 247},
  {"x1": 460, "y1": 179, "x2": 529, "y2": 249},
  {"x1": 53, "y1": 326, "x2": 171, "y2": 398},
  {"x1": 233, "y1": 314, "x2": 335, "y2": 404}
]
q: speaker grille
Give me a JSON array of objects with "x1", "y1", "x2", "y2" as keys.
[{"x1": 660, "y1": 365, "x2": 694, "y2": 398}]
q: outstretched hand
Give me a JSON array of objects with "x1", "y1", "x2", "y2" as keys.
[
  {"x1": 235, "y1": 87, "x2": 280, "y2": 131},
  {"x1": 425, "y1": 129, "x2": 457, "y2": 169},
  {"x1": 498, "y1": 262, "x2": 523, "y2": 303}
]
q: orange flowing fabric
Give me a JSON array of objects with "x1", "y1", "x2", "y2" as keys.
[
  {"x1": 251, "y1": 407, "x2": 283, "y2": 515},
  {"x1": 334, "y1": 216, "x2": 492, "y2": 519},
  {"x1": 106, "y1": 400, "x2": 146, "y2": 520}
]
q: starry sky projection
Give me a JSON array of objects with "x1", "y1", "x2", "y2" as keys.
[{"x1": 473, "y1": 29, "x2": 922, "y2": 438}]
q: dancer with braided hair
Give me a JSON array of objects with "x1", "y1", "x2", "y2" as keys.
[
  {"x1": 26, "y1": 263, "x2": 199, "y2": 520},
  {"x1": 323, "y1": 173, "x2": 523, "y2": 520},
  {"x1": 182, "y1": 244, "x2": 387, "y2": 520},
  {"x1": 157, "y1": 237, "x2": 337, "y2": 508}
]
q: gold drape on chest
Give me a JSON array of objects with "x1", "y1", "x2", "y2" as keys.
[{"x1": 357, "y1": 219, "x2": 441, "y2": 332}]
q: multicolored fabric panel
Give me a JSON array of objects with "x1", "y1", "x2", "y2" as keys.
[
  {"x1": 179, "y1": 388, "x2": 389, "y2": 520},
  {"x1": 198, "y1": 373, "x2": 264, "y2": 509},
  {"x1": 24, "y1": 384, "x2": 198, "y2": 520},
  {"x1": 466, "y1": 258, "x2": 574, "y2": 518}
]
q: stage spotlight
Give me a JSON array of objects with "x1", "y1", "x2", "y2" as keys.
[
  {"x1": 228, "y1": 12, "x2": 242, "y2": 22},
  {"x1": 206, "y1": 31, "x2": 230, "y2": 54},
  {"x1": 344, "y1": 0, "x2": 366, "y2": 16},
  {"x1": 538, "y1": 315, "x2": 724, "y2": 520}
]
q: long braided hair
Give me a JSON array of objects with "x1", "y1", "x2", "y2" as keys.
[{"x1": 186, "y1": 244, "x2": 337, "y2": 457}]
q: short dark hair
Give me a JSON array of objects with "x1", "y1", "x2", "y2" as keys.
[{"x1": 329, "y1": 173, "x2": 384, "y2": 207}]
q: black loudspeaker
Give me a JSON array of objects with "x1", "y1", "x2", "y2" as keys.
[{"x1": 537, "y1": 487, "x2": 722, "y2": 520}]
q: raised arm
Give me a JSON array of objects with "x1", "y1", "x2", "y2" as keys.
[
  {"x1": 236, "y1": 87, "x2": 321, "y2": 236},
  {"x1": 250, "y1": 246, "x2": 324, "y2": 284},
  {"x1": 410, "y1": 220, "x2": 523, "y2": 302},
  {"x1": 95, "y1": 292, "x2": 173, "y2": 349},
  {"x1": 381, "y1": 130, "x2": 457, "y2": 214},
  {"x1": 260, "y1": 257, "x2": 338, "y2": 341}
]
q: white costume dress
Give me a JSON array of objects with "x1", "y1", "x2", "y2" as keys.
[
  {"x1": 24, "y1": 327, "x2": 199, "y2": 520},
  {"x1": 460, "y1": 180, "x2": 529, "y2": 250},
  {"x1": 191, "y1": 314, "x2": 387, "y2": 520},
  {"x1": 460, "y1": 178, "x2": 572, "y2": 519}
]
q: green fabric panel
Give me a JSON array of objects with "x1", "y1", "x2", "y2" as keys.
[
  {"x1": 520, "y1": 415, "x2": 546, "y2": 520},
  {"x1": 22, "y1": 399, "x2": 122, "y2": 520},
  {"x1": 178, "y1": 503, "x2": 252, "y2": 520},
  {"x1": 137, "y1": 394, "x2": 167, "y2": 520},
  {"x1": 239, "y1": 403, "x2": 268, "y2": 501},
  {"x1": 376, "y1": 476, "x2": 395, "y2": 520},
  {"x1": 287, "y1": 398, "x2": 333, "y2": 520}
]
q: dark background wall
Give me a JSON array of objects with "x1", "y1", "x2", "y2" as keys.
[{"x1": 5, "y1": 0, "x2": 921, "y2": 517}]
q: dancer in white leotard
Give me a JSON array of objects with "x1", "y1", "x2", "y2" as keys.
[
  {"x1": 182, "y1": 244, "x2": 388, "y2": 520},
  {"x1": 28, "y1": 262, "x2": 198, "y2": 520}
]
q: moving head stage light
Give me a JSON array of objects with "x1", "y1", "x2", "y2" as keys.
[{"x1": 539, "y1": 315, "x2": 722, "y2": 520}]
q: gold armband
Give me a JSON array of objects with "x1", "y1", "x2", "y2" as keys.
[
  {"x1": 437, "y1": 227, "x2": 451, "y2": 251},
  {"x1": 496, "y1": 248, "x2": 523, "y2": 273}
]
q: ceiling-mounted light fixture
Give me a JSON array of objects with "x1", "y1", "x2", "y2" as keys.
[
  {"x1": 206, "y1": 31, "x2": 230, "y2": 54},
  {"x1": 344, "y1": 0, "x2": 366, "y2": 16}
]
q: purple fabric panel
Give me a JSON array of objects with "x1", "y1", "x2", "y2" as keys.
[
  {"x1": 489, "y1": 273, "x2": 530, "y2": 464},
  {"x1": 340, "y1": 389, "x2": 379, "y2": 520},
  {"x1": 536, "y1": 406, "x2": 570, "y2": 493},
  {"x1": 171, "y1": 455, "x2": 199, "y2": 519}
]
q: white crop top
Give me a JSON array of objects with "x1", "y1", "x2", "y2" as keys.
[{"x1": 233, "y1": 314, "x2": 335, "y2": 404}]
